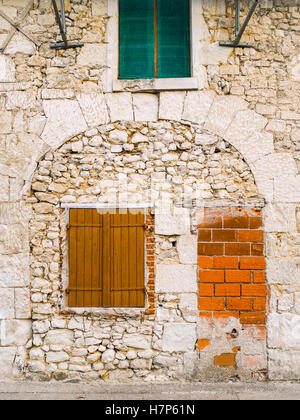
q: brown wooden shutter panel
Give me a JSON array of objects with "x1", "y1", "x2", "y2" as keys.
[{"x1": 68, "y1": 209, "x2": 145, "y2": 308}]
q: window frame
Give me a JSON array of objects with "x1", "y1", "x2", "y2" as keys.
[
  {"x1": 118, "y1": 0, "x2": 191, "y2": 80},
  {"x1": 61, "y1": 204, "x2": 153, "y2": 314},
  {"x1": 104, "y1": 0, "x2": 201, "y2": 92}
]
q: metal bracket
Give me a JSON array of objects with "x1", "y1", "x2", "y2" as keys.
[
  {"x1": 219, "y1": 0, "x2": 258, "y2": 48},
  {"x1": 0, "y1": 0, "x2": 40, "y2": 53},
  {"x1": 50, "y1": 0, "x2": 83, "y2": 50}
]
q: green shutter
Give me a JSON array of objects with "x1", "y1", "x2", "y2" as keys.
[
  {"x1": 157, "y1": 0, "x2": 190, "y2": 78},
  {"x1": 119, "y1": 0, "x2": 155, "y2": 79}
]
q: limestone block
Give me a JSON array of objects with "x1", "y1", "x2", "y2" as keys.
[
  {"x1": 15, "y1": 288, "x2": 31, "y2": 319},
  {"x1": 105, "y1": 93, "x2": 133, "y2": 122},
  {"x1": 161, "y1": 323, "x2": 197, "y2": 352},
  {"x1": 0, "y1": 111, "x2": 12, "y2": 134},
  {"x1": 0, "y1": 254, "x2": 29, "y2": 288},
  {"x1": 159, "y1": 91, "x2": 185, "y2": 121},
  {"x1": 179, "y1": 294, "x2": 198, "y2": 323},
  {"x1": 235, "y1": 132, "x2": 274, "y2": 165},
  {"x1": 133, "y1": 93, "x2": 158, "y2": 122},
  {"x1": 177, "y1": 234, "x2": 197, "y2": 265},
  {"x1": 5, "y1": 32, "x2": 35, "y2": 55},
  {"x1": 198, "y1": 42, "x2": 232, "y2": 65},
  {"x1": 6, "y1": 91, "x2": 36, "y2": 110},
  {"x1": 77, "y1": 44, "x2": 106, "y2": 67},
  {"x1": 92, "y1": 0, "x2": 107, "y2": 16},
  {"x1": 155, "y1": 207, "x2": 190, "y2": 236},
  {"x1": 0, "y1": 202, "x2": 31, "y2": 225},
  {"x1": 204, "y1": 95, "x2": 248, "y2": 137},
  {"x1": 182, "y1": 91, "x2": 215, "y2": 125},
  {"x1": 46, "y1": 352, "x2": 69, "y2": 363},
  {"x1": 268, "y1": 313, "x2": 300, "y2": 350},
  {"x1": 122, "y1": 334, "x2": 152, "y2": 350},
  {"x1": 0, "y1": 347, "x2": 16, "y2": 378},
  {"x1": 155, "y1": 265, "x2": 197, "y2": 293},
  {"x1": 264, "y1": 204, "x2": 297, "y2": 233},
  {"x1": 0, "y1": 175, "x2": 9, "y2": 202},
  {"x1": 0, "y1": 224, "x2": 28, "y2": 255},
  {"x1": 41, "y1": 100, "x2": 88, "y2": 149},
  {"x1": 1, "y1": 320, "x2": 31, "y2": 346},
  {"x1": 76, "y1": 93, "x2": 109, "y2": 127},
  {"x1": 269, "y1": 349, "x2": 300, "y2": 381},
  {"x1": 223, "y1": 110, "x2": 267, "y2": 145},
  {"x1": 0, "y1": 288, "x2": 14, "y2": 319},
  {"x1": 0, "y1": 56, "x2": 15, "y2": 82},
  {"x1": 44, "y1": 329, "x2": 74, "y2": 346},
  {"x1": 267, "y1": 258, "x2": 300, "y2": 285},
  {"x1": 274, "y1": 175, "x2": 300, "y2": 202}
]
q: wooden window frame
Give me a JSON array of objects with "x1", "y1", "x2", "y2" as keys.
[
  {"x1": 105, "y1": 0, "x2": 200, "y2": 92},
  {"x1": 118, "y1": 0, "x2": 191, "y2": 80},
  {"x1": 61, "y1": 204, "x2": 155, "y2": 314}
]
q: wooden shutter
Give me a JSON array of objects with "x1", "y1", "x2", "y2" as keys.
[
  {"x1": 157, "y1": 0, "x2": 190, "y2": 78},
  {"x1": 119, "y1": 0, "x2": 155, "y2": 79},
  {"x1": 68, "y1": 209, "x2": 145, "y2": 308}
]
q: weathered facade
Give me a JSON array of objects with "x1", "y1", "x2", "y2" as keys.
[{"x1": 0, "y1": 0, "x2": 299, "y2": 383}]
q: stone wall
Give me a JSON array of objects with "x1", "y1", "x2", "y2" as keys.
[{"x1": 0, "y1": 0, "x2": 299, "y2": 381}]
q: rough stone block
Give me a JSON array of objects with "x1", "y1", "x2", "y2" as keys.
[
  {"x1": 133, "y1": 93, "x2": 158, "y2": 122},
  {"x1": 0, "y1": 111, "x2": 12, "y2": 134},
  {"x1": 155, "y1": 265, "x2": 197, "y2": 293},
  {"x1": 224, "y1": 109, "x2": 267, "y2": 145},
  {"x1": 105, "y1": 93, "x2": 133, "y2": 122},
  {"x1": 77, "y1": 44, "x2": 106, "y2": 67},
  {"x1": 0, "y1": 254, "x2": 30, "y2": 288},
  {"x1": 204, "y1": 95, "x2": 248, "y2": 137},
  {"x1": 162, "y1": 323, "x2": 197, "y2": 352},
  {"x1": 269, "y1": 349, "x2": 300, "y2": 380},
  {"x1": 155, "y1": 207, "x2": 190, "y2": 236},
  {"x1": 76, "y1": 93, "x2": 109, "y2": 127},
  {"x1": 159, "y1": 91, "x2": 185, "y2": 121},
  {"x1": 177, "y1": 234, "x2": 197, "y2": 265},
  {"x1": 182, "y1": 91, "x2": 215, "y2": 125},
  {"x1": 267, "y1": 258, "x2": 300, "y2": 285},
  {"x1": 123, "y1": 334, "x2": 152, "y2": 350},
  {"x1": 268, "y1": 313, "x2": 300, "y2": 351},
  {"x1": 41, "y1": 100, "x2": 88, "y2": 149},
  {"x1": 1, "y1": 320, "x2": 31, "y2": 346},
  {"x1": 44, "y1": 329, "x2": 74, "y2": 346},
  {"x1": 0, "y1": 288, "x2": 14, "y2": 319},
  {"x1": 0, "y1": 56, "x2": 15, "y2": 82},
  {"x1": 0, "y1": 347, "x2": 16, "y2": 379},
  {"x1": 264, "y1": 204, "x2": 297, "y2": 233},
  {"x1": 15, "y1": 288, "x2": 31, "y2": 319}
]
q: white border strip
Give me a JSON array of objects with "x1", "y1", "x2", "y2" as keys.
[{"x1": 61, "y1": 203, "x2": 153, "y2": 209}]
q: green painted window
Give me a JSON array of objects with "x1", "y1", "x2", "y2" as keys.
[{"x1": 119, "y1": 0, "x2": 190, "y2": 79}]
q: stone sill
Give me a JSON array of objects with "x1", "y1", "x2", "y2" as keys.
[
  {"x1": 63, "y1": 307, "x2": 147, "y2": 317},
  {"x1": 112, "y1": 77, "x2": 198, "y2": 93}
]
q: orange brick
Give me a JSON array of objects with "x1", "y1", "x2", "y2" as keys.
[
  {"x1": 199, "y1": 297, "x2": 224, "y2": 311},
  {"x1": 198, "y1": 256, "x2": 213, "y2": 269},
  {"x1": 215, "y1": 284, "x2": 240, "y2": 297},
  {"x1": 240, "y1": 257, "x2": 265, "y2": 270},
  {"x1": 199, "y1": 284, "x2": 214, "y2": 297},
  {"x1": 227, "y1": 297, "x2": 252, "y2": 310},
  {"x1": 225, "y1": 243, "x2": 250, "y2": 256},
  {"x1": 242, "y1": 284, "x2": 267, "y2": 297},
  {"x1": 213, "y1": 256, "x2": 239, "y2": 269},
  {"x1": 253, "y1": 271, "x2": 266, "y2": 284},
  {"x1": 240, "y1": 311, "x2": 266, "y2": 325},
  {"x1": 213, "y1": 230, "x2": 238, "y2": 242},
  {"x1": 199, "y1": 270, "x2": 224, "y2": 283},
  {"x1": 198, "y1": 209, "x2": 223, "y2": 228},
  {"x1": 238, "y1": 230, "x2": 264, "y2": 242},
  {"x1": 225, "y1": 270, "x2": 251, "y2": 283},
  {"x1": 213, "y1": 311, "x2": 239, "y2": 319},
  {"x1": 253, "y1": 298, "x2": 266, "y2": 311},
  {"x1": 224, "y1": 216, "x2": 249, "y2": 229},
  {"x1": 249, "y1": 217, "x2": 262, "y2": 229},
  {"x1": 198, "y1": 229, "x2": 212, "y2": 241},
  {"x1": 214, "y1": 353, "x2": 236, "y2": 367},
  {"x1": 251, "y1": 243, "x2": 264, "y2": 256},
  {"x1": 198, "y1": 339, "x2": 210, "y2": 351},
  {"x1": 198, "y1": 242, "x2": 224, "y2": 256}
]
